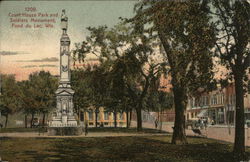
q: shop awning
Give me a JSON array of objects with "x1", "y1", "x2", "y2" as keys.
[{"x1": 197, "y1": 109, "x2": 208, "y2": 117}]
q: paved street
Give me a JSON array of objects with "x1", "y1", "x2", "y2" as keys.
[
  {"x1": 131, "y1": 121, "x2": 250, "y2": 146},
  {"x1": 1, "y1": 121, "x2": 249, "y2": 147}
]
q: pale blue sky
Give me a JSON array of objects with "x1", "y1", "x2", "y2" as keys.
[{"x1": 0, "y1": 1, "x2": 136, "y2": 80}]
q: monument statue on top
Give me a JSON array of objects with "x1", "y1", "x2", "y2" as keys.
[
  {"x1": 48, "y1": 10, "x2": 80, "y2": 135},
  {"x1": 61, "y1": 9, "x2": 68, "y2": 33}
]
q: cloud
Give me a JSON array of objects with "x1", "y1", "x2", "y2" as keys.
[
  {"x1": 21, "y1": 64, "x2": 58, "y2": 68},
  {"x1": 17, "y1": 57, "x2": 59, "y2": 62},
  {"x1": 0, "y1": 51, "x2": 29, "y2": 55},
  {"x1": 21, "y1": 65, "x2": 38, "y2": 68},
  {"x1": 39, "y1": 64, "x2": 58, "y2": 67}
]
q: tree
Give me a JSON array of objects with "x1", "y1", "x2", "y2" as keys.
[
  {"x1": 0, "y1": 74, "x2": 21, "y2": 128},
  {"x1": 19, "y1": 71, "x2": 57, "y2": 127},
  {"x1": 18, "y1": 80, "x2": 31, "y2": 128},
  {"x1": 132, "y1": 0, "x2": 216, "y2": 143},
  {"x1": 73, "y1": 22, "x2": 167, "y2": 131},
  {"x1": 209, "y1": 0, "x2": 250, "y2": 158},
  {"x1": 71, "y1": 67, "x2": 93, "y2": 122}
]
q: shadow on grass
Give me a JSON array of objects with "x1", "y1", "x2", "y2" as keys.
[
  {"x1": 87, "y1": 127, "x2": 168, "y2": 134},
  {"x1": 0, "y1": 127, "x2": 47, "y2": 133},
  {"x1": 1, "y1": 136, "x2": 250, "y2": 161}
]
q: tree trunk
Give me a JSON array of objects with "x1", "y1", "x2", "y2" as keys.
[
  {"x1": 4, "y1": 114, "x2": 8, "y2": 128},
  {"x1": 30, "y1": 113, "x2": 34, "y2": 128},
  {"x1": 129, "y1": 109, "x2": 132, "y2": 127},
  {"x1": 114, "y1": 111, "x2": 117, "y2": 128},
  {"x1": 136, "y1": 107, "x2": 142, "y2": 131},
  {"x1": 233, "y1": 74, "x2": 245, "y2": 157},
  {"x1": 78, "y1": 106, "x2": 81, "y2": 123},
  {"x1": 171, "y1": 86, "x2": 187, "y2": 144},
  {"x1": 42, "y1": 112, "x2": 46, "y2": 127},
  {"x1": 95, "y1": 108, "x2": 98, "y2": 128},
  {"x1": 159, "y1": 109, "x2": 163, "y2": 131},
  {"x1": 25, "y1": 114, "x2": 27, "y2": 128},
  {"x1": 126, "y1": 109, "x2": 129, "y2": 128}
]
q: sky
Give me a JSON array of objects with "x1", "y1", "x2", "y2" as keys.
[{"x1": 0, "y1": 1, "x2": 136, "y2": 80}]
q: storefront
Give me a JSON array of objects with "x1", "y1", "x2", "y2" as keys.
[{"x1": 208, "y1": 107, "x2": 225, "y2": 124}]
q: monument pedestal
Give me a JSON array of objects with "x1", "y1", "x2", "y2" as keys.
[{"x1": 48, "y1": 126, "x2": 82, "y2": 136}]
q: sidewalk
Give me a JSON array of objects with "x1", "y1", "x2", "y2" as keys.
[{"x1": 131, "y1": 121, "x2": 250, "y2": 146}]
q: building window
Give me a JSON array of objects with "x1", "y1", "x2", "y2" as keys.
[
  {"x1": 200, "y1": 97, "x2": 203, "y2": 107},
  {"x1": 214, "y1": 95, "x2": 218, "y2": 105},
  {"x1": 120, "y1": 113, "x2": 124, "y2": 120},
  {"x1": 218, "y1": 94, "x2": 221, "y2": 105},
  {"x1": 191, "y1": 98, "x2": 195, "y2": 108},
  {"x1": 205, "y1": 96, "x2": 209, "y2": 106},
  {"x1": 195, "y1": 98, "x2": 199, "y2": 107},
  {"x1": 88, "y1": 111, "x2": 93, "y2": 120},
  {"x1": 97, "y1": 112, "x2": 100, "y2": 120},
  {"x1": 111, "y1": 113, "x2": 114, "y2": 120},
  {"x1": 201, "y1": 96, "x2": 208, "y2": 106},
  {"x1": 211, "y1": 94, "x2": 217, "y2": 105},
  {"x1": 104, "y1": 111, "x2": 109, "y2": 120}
]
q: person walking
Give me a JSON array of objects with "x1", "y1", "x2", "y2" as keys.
[{"x1": 155, "y1": 118, "x2": 159, "y2": 129}]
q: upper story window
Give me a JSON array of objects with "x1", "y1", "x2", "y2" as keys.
[
  {"x1": 218, "y1": 94, "x2": 221, "y2": 105},
  {"x1": 202, "y1": 96, "x2": 209, "y2": 106},
  {"x1": 222, "y1": 94, "x2": 225, "y2": 104},
  {"x1": 211, "y1": 94, "x2": 217, "y2": 105}
]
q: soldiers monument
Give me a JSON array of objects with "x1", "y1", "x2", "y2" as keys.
[{"x1": 48, "y1": 10, "x2": 81, "y2": 135}]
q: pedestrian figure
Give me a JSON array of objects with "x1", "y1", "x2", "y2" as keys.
[
  {"x1": 211, "y1": 120, "x2": 215, "y2": 125},
  {"x1": 200, "y1": 120, "x2": 204, "y2": 129},
  {"x1": 155, "y1": 118, "x2": 158, "y2": 129},
  {"x1": 204, "y1": 119, "x2": 207, "y2": 129},
  {"x1": 85, "y1": 121, "x2": 88, "y2": 136}
]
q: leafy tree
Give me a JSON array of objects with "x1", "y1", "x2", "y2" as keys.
[
  {"x1": 18, "y1": 80, "x2": 33, "y2": 128},
  {"x1": 73, "y1": 22, "x2": 167, "y2": 131},
  {"x1": 132, "y1": 0, "x2": 216, "y2": 143},
  {"x1": 71, "y1": 67, "x2": 93, "y2": 122},
  {"x1": 208, "y1": 0, "x2": 250, "y2": 157},
  {"x1": 19, "y1": 71, "x2": 57, "y2": 127},
  {"x1": 0, "y1": 74, "x2": 21, "y2": 128}
]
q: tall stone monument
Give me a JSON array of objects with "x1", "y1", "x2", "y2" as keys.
[{"x1": 48, "y1": 10, "x2": 81, "y2": 135}]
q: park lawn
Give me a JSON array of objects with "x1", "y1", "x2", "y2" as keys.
[
  {"x1": 0, "y1": 127, "x2": 167, "y2": 133},
  {"x1": 0, "y1": 136, "x2": 249, "y2": 162},
  {"x1": 0, "y1": 128, "x2": 47, "y2": 133}
]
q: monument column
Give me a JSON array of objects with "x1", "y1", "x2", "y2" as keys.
[{"x1": 49, "y1": 10, "x2": 77, "y2": 128}]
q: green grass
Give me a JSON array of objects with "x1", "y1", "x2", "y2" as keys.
[
  {"x1": 0, "y1": 136, "x2": 249, "y2": 162},
  {"x1": 0, "y1": 127, "x2": 166, "y2": 134}
]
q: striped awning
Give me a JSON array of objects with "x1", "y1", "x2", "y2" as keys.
[{"x1": 197, "y1": 109, "x2": 208, "y2": 117}]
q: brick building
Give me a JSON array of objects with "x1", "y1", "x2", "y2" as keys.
[{"x1": 186, "y1": 83, "x2": 250, "y2": 125}]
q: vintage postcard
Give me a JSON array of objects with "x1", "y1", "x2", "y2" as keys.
[{"x1": 0, "y1": 0, "x2": 249, "y2": 161}]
